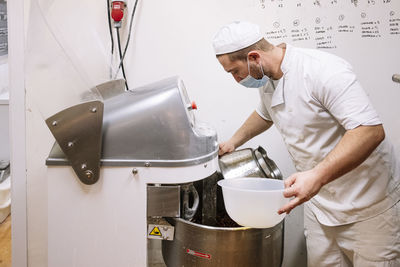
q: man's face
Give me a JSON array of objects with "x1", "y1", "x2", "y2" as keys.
[
  {"x1": 217, "y1": 54, "x2": 263, "y2": 83},
  {"x1": 217, "y1": 54, "x2": 249, "y2": 83}
]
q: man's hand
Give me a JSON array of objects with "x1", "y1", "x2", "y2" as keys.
[
  {"x1": 219, "y1": 141, "x2": 235, "y2": 156},
  {"x1": 278, "y1": 169, "x2": 323, "y2": 215}
]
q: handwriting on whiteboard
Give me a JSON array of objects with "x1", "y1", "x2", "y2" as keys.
[{"x1": 256, "y1": 0, "x2": 398, "y2": 49}]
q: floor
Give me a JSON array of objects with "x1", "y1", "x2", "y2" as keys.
[{"x1": 0, "y1": 215, "x2": 11, "y2": 267}]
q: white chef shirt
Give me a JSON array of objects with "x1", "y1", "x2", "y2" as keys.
[{"x1": 256, "y1": 44, "x2": 400, "y2": 226}]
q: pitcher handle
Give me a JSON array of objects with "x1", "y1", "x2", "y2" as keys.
[{"x1": 256, "y1": 146, "x2": 283, "y2": 180}]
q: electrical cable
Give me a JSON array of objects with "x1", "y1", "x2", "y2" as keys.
[
  {"x1": 107, "y1": 0, "x2": 114, "y2": 55},
  {"x1": 116, "y1": 27, "x2": 129, "y2": 90},
  {"x1": 114, "y1": 0, "x2": 139, "y2": 79},
  {"x1": 107, "y1": 0, "x2": 115, "y2": 79}
]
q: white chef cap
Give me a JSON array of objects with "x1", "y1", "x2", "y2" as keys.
[{"x1": 212, "y1": 21, "x2": 263, "y2": 55}]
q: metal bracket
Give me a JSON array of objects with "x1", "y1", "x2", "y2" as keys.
[
  {"x1": 45, "y1": 101, "x2": 104, "y2": 185},
  {"x1": 92, "y1": 79, "x2": 126, "y2": 100},
  {"x1": 80, "y1": 79, "x2": 126, "y2": 101}
]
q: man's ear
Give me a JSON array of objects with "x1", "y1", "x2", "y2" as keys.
[{"x1": 247, "y1": 51, "x2": 261, "y2": 63}]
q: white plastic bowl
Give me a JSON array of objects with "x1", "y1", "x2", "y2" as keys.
[{"x1": 218, "y1": 177, "x2": 289, "y2": 228}]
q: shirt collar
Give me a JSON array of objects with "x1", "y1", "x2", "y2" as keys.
[
  {"x1": 270, "y1": 43, "x2": 291, "y2": 107},
  {"x1": 270, "y1": 78, "x2": 284, "y2": 107},
  {"x1": 280, "y1": 43, "x2": 291, "y2": 75}
]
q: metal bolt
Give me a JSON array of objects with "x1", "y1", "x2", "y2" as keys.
[
  {"x1": 67, "y1": 142, "x2": 74, "y2": 148},
  {"x1": 85, "y1": 170, "x2": 94, "y2": 179},
  {"x1": 204, "y1": 163, "x2": 207, "y2": 168},
  {"x1": 81, "y1": 163, "x2": 87, "y2": 170},
  {"x1": 91, "y1": 107, "x2": 97, "y2": 113},
  {"x1": 132, "y1": 168, "x2": 138, "y2": 175},
  {"x1": 52, "y1": 121, "x2": 57, "y2": 126},
  {"x1": 144, "y1": 162, "x2": 151, "y2": 167}
]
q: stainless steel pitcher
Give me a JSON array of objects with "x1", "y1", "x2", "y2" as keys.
[{"x1": 219, "y1": 146, "x2": 282, "y2": 180}]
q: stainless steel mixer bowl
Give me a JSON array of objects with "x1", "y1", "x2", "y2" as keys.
[{"x1": 162, "y1": 217, "x2": 283, "y2": 267}]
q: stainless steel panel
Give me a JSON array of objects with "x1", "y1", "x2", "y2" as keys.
[
  {"x1": 46, "y1": 144, "x2": 217, "y2": 167},
  {"x1": 89, "y1": 79, "x2": 126, "y2": 101},
  {"x1": 45, "y1": 101, "x2": 104, "y2": 185},
  {"x1": 162, "y1": 218, "x2": 283, "y2": 267},
  {"x1": 147, "y1": 185, "x2": 180, "y2": 218},
  {"x1": 46, "y1": 76, "x2": 218, "y2": 167}
]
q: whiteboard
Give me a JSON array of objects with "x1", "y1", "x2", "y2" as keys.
[{"x1": 243, "y1": 0, "x2": 400, "y2": 148}]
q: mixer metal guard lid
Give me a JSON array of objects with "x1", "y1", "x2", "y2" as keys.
[{"x1": 46, "y1": 76, "x2": 218, "y2": 171}]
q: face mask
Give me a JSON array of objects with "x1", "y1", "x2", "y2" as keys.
[{"x1": 239, "y1": 60, "x2": 269, "y2": 88}]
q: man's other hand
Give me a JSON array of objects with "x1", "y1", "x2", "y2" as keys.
[{"x1": 219, "y1": 141, "x2": 235, "y2": 156}]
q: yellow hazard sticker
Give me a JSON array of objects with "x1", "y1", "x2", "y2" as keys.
[{"x1": 149, "y1": 226, "x2": 162, "y2": 236}]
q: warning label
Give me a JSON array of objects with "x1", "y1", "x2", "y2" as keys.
[
  {"x1": 147, "y1": 224, "x2": 174, "y2": 240},
  {"x1": 149, "y1": 226, "x2": 162, "y2": 236}
]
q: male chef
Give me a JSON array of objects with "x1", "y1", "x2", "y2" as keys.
[{"x1": 213, "y1": 21, "x2": 400, "y2": 266}]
